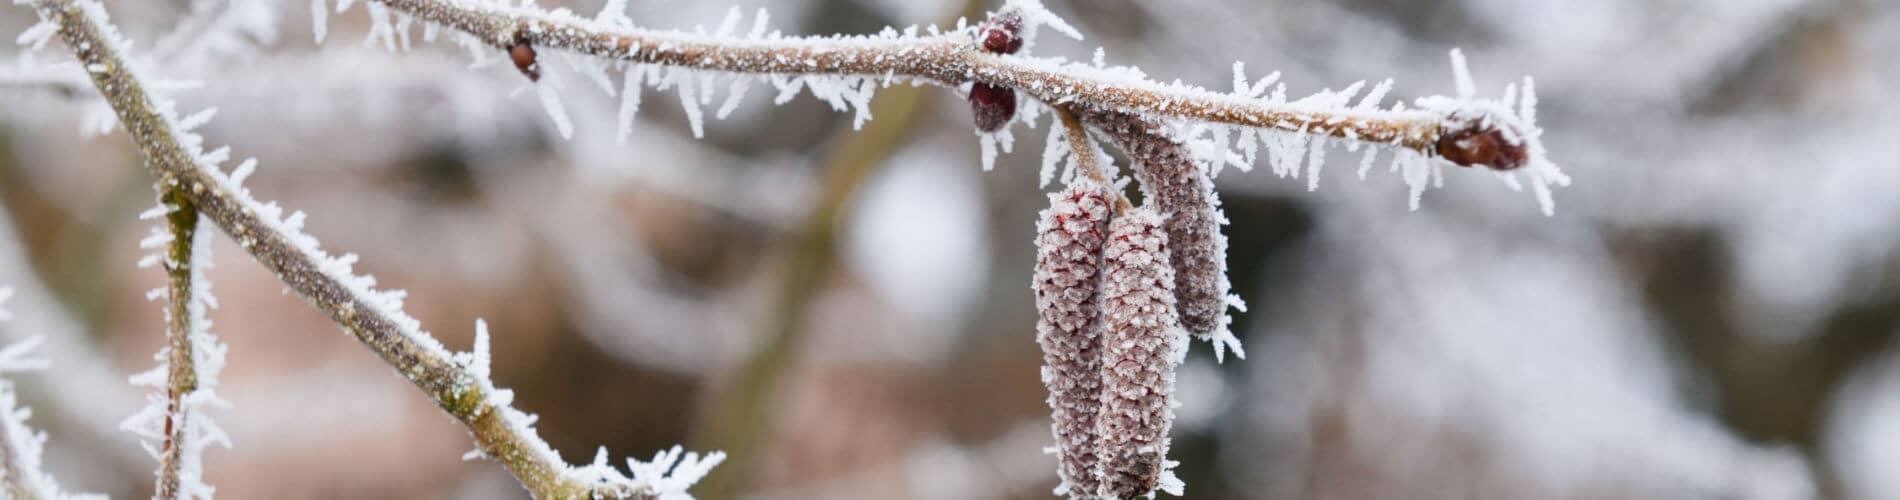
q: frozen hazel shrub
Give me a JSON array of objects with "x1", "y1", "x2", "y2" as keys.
[{"x1": 5, "y1": 0, "x2": 1566, "y2": 497}]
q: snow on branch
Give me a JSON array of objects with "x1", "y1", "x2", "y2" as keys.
[
  {"x1": 19, "y1": 1, "x2": 723, "y2": 497},
  {"x1": 332, "y1": 0, "x2": 1566, "y2": 213},
  {"x1": 0, "y1": 289, "x2": 101, "y2": 500}
]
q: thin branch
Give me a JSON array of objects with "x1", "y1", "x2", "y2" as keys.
[
  {"x1": 365, "y1": 0, "x2": 1567, "y2": 215},
  {"x1": 373, "y1": 0, "x2": 1443, "y2": 153},
  {"x1": 153, "y1": 193, "x2": 205, "y2": 500},
  {"x1": 25, "y1": 1, "x2": 719, "y2": 498}
]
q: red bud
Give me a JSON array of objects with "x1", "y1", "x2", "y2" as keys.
[{"x1": 969, "y1": 82, "x2": 1017, "y2": 133}]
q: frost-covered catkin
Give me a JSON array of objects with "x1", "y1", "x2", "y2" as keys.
[
  {"x1": 1097, "y1": 208, "x2": 1186, "y2": 499},
  {"x1": 1032, "y1": 180, "x2": 1114, "y2": 497},
  {"x1": 1080, "y1": 109, "x2": 1239, "y2": 360}
]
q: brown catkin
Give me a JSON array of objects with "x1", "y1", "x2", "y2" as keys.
[
  {"x1": 1032, "y1": 180, "x2": 1114, "y2": 497},
  {"x1": 1097, "y1": 207, "x2": 1186, "y2": 499},
  {"x1": 1076, "y1": 108, "x2": 1235, "y2": 353}
]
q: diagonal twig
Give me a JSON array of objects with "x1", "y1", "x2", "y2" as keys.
[{"x1": 22, "y1": 1, "x2": 721, "y2": 497}]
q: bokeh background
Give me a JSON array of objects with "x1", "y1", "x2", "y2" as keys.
[{"x1": 3, "y1": 0, "x2": 1899, "y2": 498}]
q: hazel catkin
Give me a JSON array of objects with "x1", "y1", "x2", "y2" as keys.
[{"x1": 1032, "y1": 180, "x2": 1115, "y2": 497}]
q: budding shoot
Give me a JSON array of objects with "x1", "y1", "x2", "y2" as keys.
[
  {"x1": 967, "y1": 9, "x2": 1025, "y2": 133},
  {"x1": 969, "y1": 82, "x2": 1017, "y2": 133},
  {"x1": 1436, "y1": 113, "x2": 1529, "y2": 170},
  {"x1": 509, "y1": 31, "x2": 539, "y2": 82},
  {"x1": 980, "y1": 10, "x2": 1025, "y2": 55}
]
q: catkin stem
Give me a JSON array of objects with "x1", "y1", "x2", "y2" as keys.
[
  {"x1": 1055, "y1": 106, "x2": 1135, "y2": 214},
  {"x1": 1056, "y1": 107, "x2": 1108, "y2": 184}
]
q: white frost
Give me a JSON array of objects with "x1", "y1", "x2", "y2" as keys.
[
  {"x1": 0, "y1": 332, "x2": 102, "y2": 499},
  {"x1": 311, "y1": 0, "x2": 328, "y2": 44}
]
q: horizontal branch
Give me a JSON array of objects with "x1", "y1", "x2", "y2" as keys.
[
  {"x1": 26, "y1": 1, "x2": 719, "y2": 498},
  {"x1": 374, "y1": 0, "x2": 1442, "y2": 152}
]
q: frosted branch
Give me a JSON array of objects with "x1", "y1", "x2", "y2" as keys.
[
  {"x1": 22, "y1": 1, "x2": 721, "y2": 498},
  {"x1": 0, "y1": 290, "x2": 100, "y2": 500},
  {"x1": 138, "y1": 194, "x2": 229, "y2": 500},
  {"x1": 358, "y1": 0, "x2": 1559, "y2": 179}
]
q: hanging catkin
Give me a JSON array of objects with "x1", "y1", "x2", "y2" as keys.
[
  {"x1": 1078, "y1": 108, "x2": 1242, "y2": 361},
  {"x1": 1032, "y1": 179, "x2": 1114, "y2": 497},
  {"x1": 1097, "y1": 207, "x2": 1187, "y2": 499}
]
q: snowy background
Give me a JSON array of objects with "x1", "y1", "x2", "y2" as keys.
[{"x1": 2, "y1": 0, "x2": 1898, "y2": 498}]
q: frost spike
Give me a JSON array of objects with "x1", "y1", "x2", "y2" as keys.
[
  {"x1": 615, "y1": 65, "x2": 646, "y2": 145},
  {"x1": 535, "y1": 78, "x2": 573, "y2": 140},
  {"x1": 1097, "y1": 207, "x2": 1185, "y2": 499},
  {"x1": 676, "y1": 70, "x2": 705, "y2": 138},
  {"x1": 306, "y1": 0, "x2": 326, "y2": 43},
  {"x1": 748, "y1": 8, "x2": 770, "y2": 39},
  {"x1": 1032, "y1": 180, "x2": 1114, "y2": 498},
  {"x1": 1039, "y1": 123, "x2": 1070, "y2": 188},
  {"x1": 1450, "y1": 48, "x2": 1475, "y2": 99}
]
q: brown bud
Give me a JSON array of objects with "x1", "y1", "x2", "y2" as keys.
[
  {"x1": 1097, "y1": 207, "x2": 1185, "y2": 500},
  {"x1": 969, "y1": 82, "x2": 1017, "y2": 133},
  {"x1": 509, "y1": 32, "x2": 539, "y2": 82},
  {"x1": 1436, "y1": 112, "x2": 1529, "y2": 170},
  {"x1": 1032, "y1": 180, "x2": 1115, "y2": 497}
]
